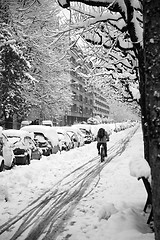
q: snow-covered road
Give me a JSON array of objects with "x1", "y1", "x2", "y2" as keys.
[{"x1": 0, "y1": 125, "x2": 140, "y2": 240}]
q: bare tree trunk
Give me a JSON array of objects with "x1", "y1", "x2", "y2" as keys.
[
  {"x1": 137, "y1": 48, "x2": 150, "y2": 164},
  {"x1": 124, "y1": 3, "x2": 150, "y2": 166},
  {"x1": 144, "y1": 1, "x2": 160, "y2": 239}
]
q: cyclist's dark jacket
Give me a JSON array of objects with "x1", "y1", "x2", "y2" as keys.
[{"x1": 97, "y1": 132, "x2": 109, "y2": 143}]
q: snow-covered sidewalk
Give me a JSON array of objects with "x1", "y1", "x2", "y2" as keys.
[
  {"x1": 0, "y1": 125, "x2": 154, "y2": 240},
  {"x1": 57, "y1": 126, "x2": 154, "y2": 240}
]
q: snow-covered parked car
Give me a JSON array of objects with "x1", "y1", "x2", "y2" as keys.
[
  {"x1": 73, "y1": 124, "x2": 96, "y2": 141},
  {"x1": 20, "y1": 120, "x2": 32, "y2": 128},
  {"x1": 51, "y1": 127, "x2": 73, "y2": 151},
  {"x1": 79, "y1": 128, "x2": 93, "y2": 144},
  {"x1": 21, "y1": 125, "x2": 59, "y2": 154},
  {"x1": 0, "y1": 127, "x2": 15, "y2": 171},
  {"x1": 65, "y1": 130, "x2": 79, "y2": 149},
  {"x1": 73, "y1": 124, "x2": 93, "y2": 144},
  {"x1": 61, "y1": 126, "x2": 85, "y2": 148},
  {"x1": 34, "y1": 133, "x2": 53, "y2": 156},
  {"x1": 3, "y1": 129, "x2": 42, "y2": 165},
  {"x1": 0, "y1": 155, "x2": 5, "y2": 172},
  {"x1": 42, "y1": 120, "x2": 53, "y2": 127}
]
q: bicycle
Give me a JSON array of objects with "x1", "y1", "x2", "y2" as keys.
[{"x1": 100, "y1": 144, "x2": 105, "y2": 162}]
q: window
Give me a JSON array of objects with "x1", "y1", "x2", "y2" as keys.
[
  {"x1": 79, "y1": 106, "x2": 83, "y2": 114},
  {"x1": 79, "y1": 95, "x2": 83, "y2": 101},
  {"x1": 72, "y1": 104, "x2": 77, "y2": 112},
  {"x1": 79, "y1": 84, "x2": 83, "y2": 92},
  {"x1": 72, "y1": 91, "x2": 77, "y2": 100}
]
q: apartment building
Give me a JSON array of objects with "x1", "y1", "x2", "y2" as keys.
[
  {"x1": 93, "y1": 90, "x2": 110, "y2": 119},
  {"x1": 64, "y1": 44, "x2": 110, "y2": 126}
]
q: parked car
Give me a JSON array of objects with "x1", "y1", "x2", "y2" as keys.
[
  {"x1": 42, "y1": 120, "x2": 53, "y2": 127},
  {"x1": 0, "y1": 127, "x2": 15, "y2": 171},
  {"x1": 21, "y1": 125, "x2": 59, "y2": 154},
  {"x1": 61, "y1": 126, "x2": 84, "y2": 148},
  {"x1": 20, "y1": 120, "x2": 32, "y2": 128},
  {"x1": 68, "y1": 126, "x2": 85, "y2": 147},
  {"x1": 3, "y1": 129, "x2": 42, "y2": 165},
  {"x1": 78, "y1": 128, "x2": 93, "y2": 144},
  {"x1": 0, "y1": 156, "x2": 4, "y2": 172},
  {"x1": 73, "y1": 124, "x2": 94, "y2": 142},
  {"x1": 52, "y1": 127, "x2": 73, "y2": 151},
  {"x1": 65, "y1": 130, "x2": 79, "y2": 149},
  {"x1": 34, "y1": 132, "x2": 53, "y2": 156}
]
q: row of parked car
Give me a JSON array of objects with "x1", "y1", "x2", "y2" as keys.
[
  {"x1": 0, "y1": 120, "x2": 138, "y2": 172},
  {"x1": 0, "y1": 124, "x2": 95, "y2": 172}
]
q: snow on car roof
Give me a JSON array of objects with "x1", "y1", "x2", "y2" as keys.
[
  {"x1": 42, "y1": 120, "x2": 52, "y2": 124},
  {"x1": 60, "y1": 126, "x2": 78, "y2": 134},
  {"x1": 72, "y1": 124, "x2": 91, "y2": 131},
  {"x1": 3, "y1": 129, "x2": 34, "y2": 139},
  {"x1": 50, "y1": 127, "x2": 67, "y2": 134},
  {"x1": 21, "y1": 125, "x2": 58, "y2": 145},
  {"x1": 67, "y1": 126, "x2": 85, "y2": 136}
]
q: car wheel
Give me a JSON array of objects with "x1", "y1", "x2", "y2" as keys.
[
  {"x1": 0, "y1": 160, "x2": 4, "y2": 172},
  {"x1": 11, "y1": 158, "x2": 16, "y2": 168},
  {"x1": 67, "y1": 146, "x2": 71, "y2": 151},
  {"x1": 27, "y1": 156, "x2": 31, "y2": 165},
  {"x1": 66, "y1": 146, "x2": 69, "y2": 151},
  {"x1": 24, "y1": 156, "x2": 30, "y2": 165},
  {"x1": 45, "y1": 150, "x2": 51, "y2": 156}
]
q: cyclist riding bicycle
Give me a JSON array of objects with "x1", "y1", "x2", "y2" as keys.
[{"x1": 97, "y1": 128, "x2": 109, "y2": 157}]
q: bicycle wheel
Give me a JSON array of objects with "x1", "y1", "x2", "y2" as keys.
[{"x1": 100, "y1": 146, "x2": 105, "y2": 162}]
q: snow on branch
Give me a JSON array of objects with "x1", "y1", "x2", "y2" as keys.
[
  {"x1": 0, "y1": 39, "x2": 16, "y2": 48},
  {"x1": 18, "y1": 0, "x2": 40, "y2": 11},
  {"x1": 58, "y1": 0, "x2": 143, "y2": 48},
  {"x1": 24, "y1": 72, "x2": 38, "y2": 83}
]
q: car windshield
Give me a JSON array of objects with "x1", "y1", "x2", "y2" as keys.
[
  {"x1": 7, "y1": 136, "x2": 21, "y2": 144},
  {"x1": 66, "y1": 131, "x2": 74, "y2": 137},
  {"x1": 58, "y1": 132, "x2": 64, "y2": 140},
  {"x1": 34, "y1": 133, "x2": 46, "y2": 143}
]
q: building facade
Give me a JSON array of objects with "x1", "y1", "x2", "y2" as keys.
[
  {"x1": 93, "y1": 90, "x2": 110, "y2": 119},
  {"x1": 64, "y1": 45, "x2": 110, "y2": 126}
]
